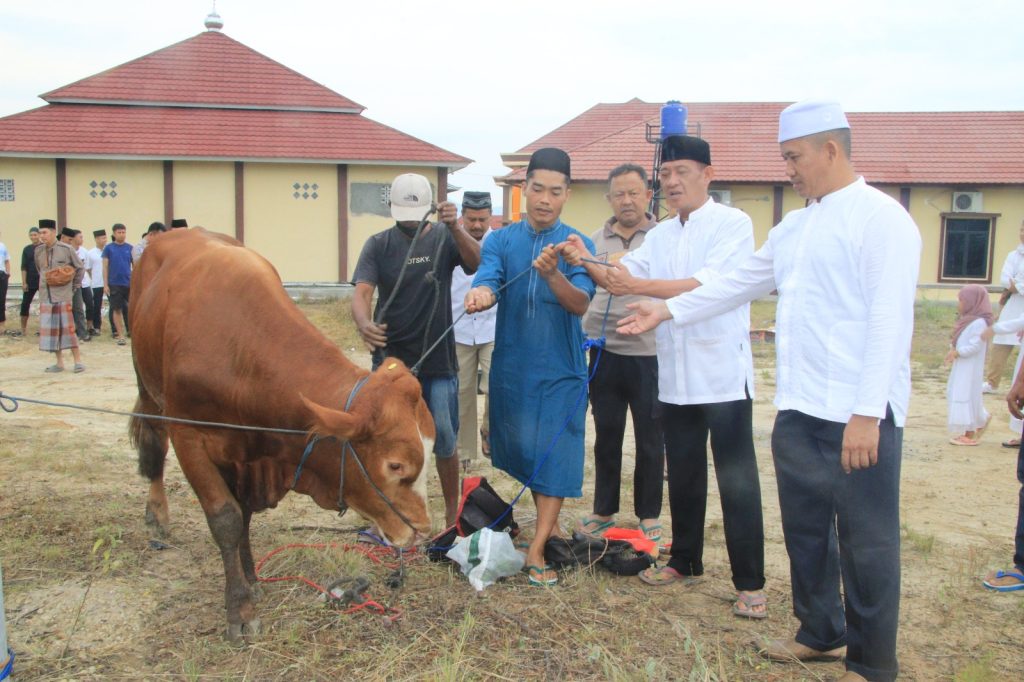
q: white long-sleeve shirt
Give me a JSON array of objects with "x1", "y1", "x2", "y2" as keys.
[
  {"x1": 622, "y1": 197, "x2": 755, "y2": 405},
  {"x1": 450, "y1": 229, "x2": 497, "y2": 346},
  {"x1": 993, "y1": 246, "x2": 1024, "y2": 346},
  {"x1": 665, "y1": 177, "x2": 922, "y2": 426}
]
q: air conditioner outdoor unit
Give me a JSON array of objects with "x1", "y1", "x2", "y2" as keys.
[
  {"x1": 952, "y1": 191, "x2": 983, "y2": 213},
  {"x1": 709, "y1": 189, "x2": 732, "y2": 206}
]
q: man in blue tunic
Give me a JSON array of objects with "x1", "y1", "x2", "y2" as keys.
[{"x1": 465, "y1": 148, "x2": 596, "y2": 586}]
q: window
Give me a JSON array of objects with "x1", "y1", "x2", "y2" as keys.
[
  {"x1": 939, "y1": 215, "x2": 997, "y2": 282},
  {"x1": 0, "y1": 178, "x2": 13, "y2": 201}
]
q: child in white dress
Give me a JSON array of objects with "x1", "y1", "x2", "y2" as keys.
[{"x1": 946, "y1": 284, "x2": 994, "y2": 445}]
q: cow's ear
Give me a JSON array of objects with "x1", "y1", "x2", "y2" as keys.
[{"x1": 301, "y1": 395, "x2": 367, "y2": 440}]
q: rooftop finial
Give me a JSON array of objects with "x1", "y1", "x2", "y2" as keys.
[{"x1": 204, "y1": 1, "x2": 224, "y2": 31}]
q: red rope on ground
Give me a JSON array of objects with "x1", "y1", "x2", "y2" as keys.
[{"x1": 253, "y1": 542, "x2": 421, "y2": 623}]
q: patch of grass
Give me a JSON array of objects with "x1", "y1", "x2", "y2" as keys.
[
  {"x1": 902, "y1": 523, "x2": 936, "y2": 554},
  {"x1": 954, "y1": 653, "x2": 998, "y2": 682}
]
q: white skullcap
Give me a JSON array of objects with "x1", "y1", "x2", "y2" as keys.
[{"x1": 778, "y1": 100, "x2": 850, "y2": 143}]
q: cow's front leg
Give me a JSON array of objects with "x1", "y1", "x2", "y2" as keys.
[{"x1": 207, "y1": 503, "x2": 261, "y2": 643}]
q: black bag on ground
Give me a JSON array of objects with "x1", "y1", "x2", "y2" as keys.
[{"x1": 428, "y1": 477, "x2": 518, "y2": 562}]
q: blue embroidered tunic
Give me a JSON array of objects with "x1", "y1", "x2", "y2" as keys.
[{"x1": 472, "y1": 219, "x2": 596, "y2": 497}]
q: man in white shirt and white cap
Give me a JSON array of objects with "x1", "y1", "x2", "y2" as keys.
[{"x1": 618, "y1": 100, "x2": 921, "y2": 682}]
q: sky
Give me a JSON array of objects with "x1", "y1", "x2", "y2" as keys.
[{"x1": 2, "y1": 0, "x2": 1022, "y2": 210}]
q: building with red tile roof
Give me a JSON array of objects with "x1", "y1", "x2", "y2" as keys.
[
  {"x1": 498, "y1": 99, "x2": 1024, "y2": 288},
  {"x1": 0, "y1": 21, "x2": 469, "y2": 282}
]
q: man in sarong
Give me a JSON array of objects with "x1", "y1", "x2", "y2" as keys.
[
  {"x1": 465, "y1": 147, "x2": 596, "y2": 586},
  {"x1": 34, "y1": 219, "x2": 85, "y2": 373}
]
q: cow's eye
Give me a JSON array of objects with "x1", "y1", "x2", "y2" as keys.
[{"x1": 388, "y1": 462, "x2": 402, "y2": 472}]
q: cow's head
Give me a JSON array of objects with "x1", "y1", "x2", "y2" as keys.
[{"x1": 301, "y1": 360, "x2": 433, "y2": 546}]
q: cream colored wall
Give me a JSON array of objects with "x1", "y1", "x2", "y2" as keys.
[
  {"x1": 66, "y1": 160, "x2": 164, "y2": 242},
  {"x1": 243, "y1": 163, "x2": 339, "y2": 282},
  {"x1": 726, "y1": 185, "x2": 774, "y2": 247},
  {"x1": 172, "y1": 162, "x2": 235, "y2": 238},
  {"x1": 0, "y1": 158, "x2": 57, "y2": 269},
  {"x1": 346, "y1": 165, "x2": 442, "y2": 278},
  {"x1": 560, "y1": 184, "x2": 614, "y2": 234}
]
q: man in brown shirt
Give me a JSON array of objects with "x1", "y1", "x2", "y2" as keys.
[
  {"x1": 576, "y1": 164, "x2": 664, "y2": 541},
  {"x1": 34, "y1": 219, "x2": 85, "y2": 373}
]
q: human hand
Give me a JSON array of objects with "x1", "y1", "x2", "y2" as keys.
[
  {"x1": 464, "y1": 286, "x2": 496, "y2": 313},
  {"x1": 981, "y1": 326, "x2": 995, "y2": 342},
  {"x1": 943, "y1": 348, "x2": 958, "y2": 365},
  {"x1": 617, "y1": 300, "x2": 670, "y2": 335},
  {"x1": 533, "y1": 244, "x2": 560, "y2": 277},
  {"x1": 357, "y1": 320, "x2": 388, "y2": 351},
  {"x1": 1008, "y1": 379, "x2": 1024, "y2": 419},
  {"x1": 605, "y1": 263, "x2": 638, "y2": 295},
  {"x1": 841, "y1": 414, "x2": 879, "y2": 474},
  {"x1": 558, "y1": 234, "x2": 591, "y2": 267},
  {"x1": 437, "y1": 201, "x2": 457, "y2": 227},
  {"x1": 103, "y1": 285, "x2": 110, "y2": 295}
]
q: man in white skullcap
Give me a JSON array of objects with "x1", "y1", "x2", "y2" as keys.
[{"x1": 617, "y1": 100, "x2": 921, "y2": 682}]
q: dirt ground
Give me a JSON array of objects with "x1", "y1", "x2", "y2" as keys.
[{"x1": 1, "y1": 300, "x2": 1023, "y2": 680}]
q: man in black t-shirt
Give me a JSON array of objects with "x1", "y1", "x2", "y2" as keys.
[
  {"x1": 351, "y1": 173, "x2": 481, "y2": 527},
  {"x1": 18, "y1": 226, "x2": 42, "y2": 336}
]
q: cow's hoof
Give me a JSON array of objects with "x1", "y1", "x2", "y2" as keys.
[
  {"x1": 225, "y1": 619, "x2": 261, "y2": 644},
  {"x1": 144, "y1": 506, "x2": 169, "y2": 538},
  {"x1": 249, "y1": 583, "x2": 263, "y2": 602}
]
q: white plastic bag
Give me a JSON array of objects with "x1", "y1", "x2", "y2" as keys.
[{"x1": 445, "y1": 528, "x2": 524, "y2": 591}]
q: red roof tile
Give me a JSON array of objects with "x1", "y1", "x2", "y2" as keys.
[
  {"x1": 0, "y1": 104, "x2": 469, "y2": 166},
  {"x1": 503, "y1": 100, "x2": 1024, "y2": 185},
  {"x1": 43, "y1": 31, "x2": 363, "y2": 112}
]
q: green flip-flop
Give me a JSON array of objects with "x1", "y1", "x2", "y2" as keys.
[
  {"x1": 576, "y1": 515, "x2": 614, "y2": 537},
  {"x1": 525, "y1": 564, "x2": 557, "y2": 587}
]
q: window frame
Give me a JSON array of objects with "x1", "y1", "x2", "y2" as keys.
[{"x1": 937, "y1": 212, "x2": 1000, "y2": 284}]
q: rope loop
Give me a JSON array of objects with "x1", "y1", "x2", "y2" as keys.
[{"x1": 0, "y1": 392, "x2": 18, "y2": 413}]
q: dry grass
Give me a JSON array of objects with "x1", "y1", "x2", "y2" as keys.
[{"x1": 1, "y1": 297, "x2": 1023, "y2": 679}]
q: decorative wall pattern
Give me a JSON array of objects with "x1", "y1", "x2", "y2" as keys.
[
  {"x1": 89, "y1": 179, "x2": 118, "y2": 198},
  {"x1": 0, "y1": 178, "x2": 13, "y2": 202},
  {"x1": 293, "y1": 181, "x2": 319, "y2": 200}
]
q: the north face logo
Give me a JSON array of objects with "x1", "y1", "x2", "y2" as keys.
[{"x1": 404, "y1": 193, "x2": 419, "y2": 202}]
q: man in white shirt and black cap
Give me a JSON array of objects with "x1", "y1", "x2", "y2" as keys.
[
  {"x1": 618, "y1": 100, "x2": 921, "y2": 682},
  {"x1": 563, "y1": 139, "x2": 765, "y2": 619},
  {"x1": 449, "y1": 191, "x2": 498, "y2": 470}
]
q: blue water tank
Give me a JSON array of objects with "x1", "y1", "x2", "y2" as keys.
[{"x1": 661, "y1": 101, "x2": 687, "y2": 139}]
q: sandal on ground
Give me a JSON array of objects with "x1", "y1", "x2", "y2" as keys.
[
  {"x1": 480, "y1": 429, "x2": 491, "y2": 458},
  {"x1": 638, "y1": 565, "x2": 697, "y2": 586},
  {"x1": 73, "y1": 363, "x2": 86, "y2": 373},
  {"x1": 117, "y1": 337, "x2": 128, "y2": 346},
  {"x1": 949, "y1": 435, "x2": 979, "y2": 446},
  {"x1": 759, "y1": 638, "x2": 845, "y2": 663},
  {"x1": 639, "y1": 520, "x2": 662, "y2": 544},
  {"x1": 733, "y1": 591, "x2": 768, "y2": 619},
  {"x1": 525, "y1": 564, "x2": 557, "y2": 587},
  {"x1": 982, "y1": 568, "x2": 1024, "y2": 592},
  {"x1": 1002, "y1": 439, "x2": 1021, "y2": 448},
  {"x1": 44, "y1": 365, "x2": 64, "y2": 373},
  {"x1": 576, "y1": 515, "x2": 614, "y2": 537}
]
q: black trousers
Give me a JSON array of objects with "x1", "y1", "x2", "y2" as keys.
[
  {"x1": 20, "y1": 287, "x2": 37, "y2": 317},
  {"x1": 0, "y1": 272, "x2": 8, "y2": 322},
  {"x1": 89, "y1": 287, "x2": 104, "y2": 330},
  {"x1": 663, "y1": 397, "x2": 765, "y2": 592},
  {"x1": 772, "y1": 409, "x2": 901, "y2": 682},
  {"x1": 588, "y1": 349, "x2": 664, "y2": 519},
  {"x1": 72, "y1": 287, "x2": 87, "y2": 338}
]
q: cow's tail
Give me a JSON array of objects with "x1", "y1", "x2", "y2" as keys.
[{"x1": 130, "y1": 396, "x2": 168, "y2": 481}]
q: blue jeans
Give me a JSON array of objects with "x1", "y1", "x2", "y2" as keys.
[
  {"x1": 419, "y1": 374, "x2": 458, "y2": 459},
  {"x1": 771, "y1": 409, "x2": 901, "y2": 682}
]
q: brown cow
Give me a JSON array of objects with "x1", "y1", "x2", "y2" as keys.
[{"x1": 128, "y1": 228, "x2": 432, "y2": 642}]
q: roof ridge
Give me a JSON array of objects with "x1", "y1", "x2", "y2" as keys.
[{"x1": 42, "y1": 31, "x2": 364, "y2": 112}]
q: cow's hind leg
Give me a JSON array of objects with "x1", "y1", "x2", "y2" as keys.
[
  {"x1": 173, "y1": 433, "x2": 261, "y2": 643},
  {"x1": 130, "y1": 395, "x2": 170, "y2": 536}
]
